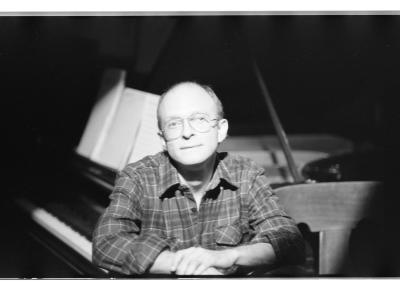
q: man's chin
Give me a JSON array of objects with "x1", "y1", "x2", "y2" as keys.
[
  {"x1": 174, "y1": 153, "x2": 214, "y2": 168},
  {"x1": 177, "y1": 157, "x2": 207, "y2": 167}
]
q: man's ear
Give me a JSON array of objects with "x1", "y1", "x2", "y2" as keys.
[
  {"x1": 217, "y1": 119, "x2": 229, "y2": 143},
  {"x1": 158, "y1": 131, "x2": 167, "y2": 151}
]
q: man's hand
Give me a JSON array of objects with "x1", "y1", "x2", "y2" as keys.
[
  {"x1": 201, "y1": 267, "x2": 224, "y2": 275},
  {"x1": 171, "y1": 247, "x2": 238, "y2": 275}
]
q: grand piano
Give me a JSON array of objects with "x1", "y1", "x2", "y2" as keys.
[
  {"x1": 13, "y1": 134, "x2": 357, "y2": 277},
  {"x1": 3, "y1": 15, "x2": 389, "y2": 277},
  {"x1": 12, "y1": 68, "x2": 378, "y2": 277}
]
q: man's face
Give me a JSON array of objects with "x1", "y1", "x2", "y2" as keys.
[{"x1": 158, "y1": 84, "x2": 228, "y2": 167}]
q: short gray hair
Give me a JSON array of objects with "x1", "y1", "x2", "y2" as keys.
[{"x1": 157, "y1": 81, "x2": 224, "y2": 130}]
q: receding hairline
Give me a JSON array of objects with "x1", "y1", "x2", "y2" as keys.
[{"x1": 157, "y1": 81, "x2": 224, "y2": 129}]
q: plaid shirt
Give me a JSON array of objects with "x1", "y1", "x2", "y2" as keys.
[{"x1": 93, "y1": 151, "x2": 304, "y2": 275}]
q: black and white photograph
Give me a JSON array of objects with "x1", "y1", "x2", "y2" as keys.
[{"x1": 0, "y1": 4, "x2": 395, "y2": 281}]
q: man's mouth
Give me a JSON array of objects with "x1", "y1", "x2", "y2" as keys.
[{"x1": 180, "y1": 144, "x2": 202, "y2": 150}]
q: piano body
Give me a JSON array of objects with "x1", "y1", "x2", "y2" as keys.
[
  {"x1": 12, "y1": 68, "x2": 355, "y2": 277},
  {"x1": 2, "y1": 15, "x2": 389, "y2": 277},
  {"x1": 14, "y1": 136, "x2": 355, "y2": 277}
]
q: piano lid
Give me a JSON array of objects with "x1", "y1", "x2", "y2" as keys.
[{"x1": 125, "y1": 16, "x2": 385, "y2": 145}]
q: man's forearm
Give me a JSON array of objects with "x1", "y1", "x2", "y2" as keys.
[
  {"x1": 149, "y1": 243, "x2": 276, "y2": 275},
  {"x1": 169, "y1": 243, "x2": 276, "y2": 275},
  {"x1": 223, "y1": 242, "x2": 276, "y2": 268},
  {"x1": 148, "y1": 250, "x2": 175, "y2": 274}
]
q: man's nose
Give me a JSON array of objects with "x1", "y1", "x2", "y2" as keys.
[{"x1": 181, "y1": 119, "x2": 194, "y2": 139}]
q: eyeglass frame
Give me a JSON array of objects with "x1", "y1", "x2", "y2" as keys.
[{"x1": 159, "y1": 112, "x2": 221, "y2": 141}]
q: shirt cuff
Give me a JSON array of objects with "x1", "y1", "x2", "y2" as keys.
[
  {"x1": 251, "y1": 227, "x2": 305, "y2": 265},
  {"x1": 122, "y1": 233, "x2": 176, "y2": 274}
]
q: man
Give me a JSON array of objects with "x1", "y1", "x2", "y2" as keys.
[{"x1": 92, "y1": 82, "x2": 305, "y2": 276}]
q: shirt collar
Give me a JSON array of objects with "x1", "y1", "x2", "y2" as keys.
[
  {"x1": 158, "y1": 152, "x2": 238, "y2": 199},
  {"x1": 157, "y1": 152, "x2": 181, "y2": 198}
]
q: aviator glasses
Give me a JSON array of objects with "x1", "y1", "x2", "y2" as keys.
[{"x1": 162, "y1": 113, "x2": 219, "y2": 141}]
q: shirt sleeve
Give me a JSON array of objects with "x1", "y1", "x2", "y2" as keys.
[
  {"x1": 247, "y1": 168, "x2": 305, "y2": 265},
  {"x1": 92, "y1": 170, "x2": 175, "y2": 275}
]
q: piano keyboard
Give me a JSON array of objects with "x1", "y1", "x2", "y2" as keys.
[{"x1": 16, "y1": 198, "x2": 92, "y2": 262}]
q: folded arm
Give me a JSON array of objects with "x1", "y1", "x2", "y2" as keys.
[
  {"x1": 93, "y1": 167, "x2": 304, "y2": 276},
  {"x1": 246, "y1": 169, "x2": 306, "y2": 266},
  {"x1": 169, "y1": 243, "x2": 275, "y2": 275},
  {"x1": 92, "y1": 170, "x2": 174, "y2": 275}
]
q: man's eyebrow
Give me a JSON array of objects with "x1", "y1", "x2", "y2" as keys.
[
  {"x1": 164, "y1": 112, "x2": 210, "y2": 121},
  {"x1": 164, "y1": 116, "x2": 182, "y2": 122},
  {"x1": 189, "y1": 112, "x2": 214, "y2": 118}
]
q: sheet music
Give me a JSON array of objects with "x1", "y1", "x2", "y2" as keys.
[
  {"x1": 94, "y1": 88, "x2": 146, "y2": 170},
  {"x1": 128, "y1": 92, "x2": 163, "y2": 164},
  {"x1": 76, "y1": 69, "x2": 126, "y2": 158}
]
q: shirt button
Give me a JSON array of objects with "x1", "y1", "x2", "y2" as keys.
[{"x1": 191, "y1": 207, "x2": 197, "y2": 213}]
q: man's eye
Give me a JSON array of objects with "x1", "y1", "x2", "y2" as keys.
[
  {"x1": 195, "y1": 116, "x2": 208, "y2": 122},
  {"x1": 167, "y1": 121, "x2": 180, "y2": 129}
]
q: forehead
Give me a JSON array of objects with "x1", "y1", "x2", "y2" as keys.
[{"x1": 159, "y1": 84, "x2": 217, "y2": 119}]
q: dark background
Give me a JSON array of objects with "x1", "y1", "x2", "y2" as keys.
[{"x1": 0, "y1": 15, "x2": 394, "y2": 277}]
